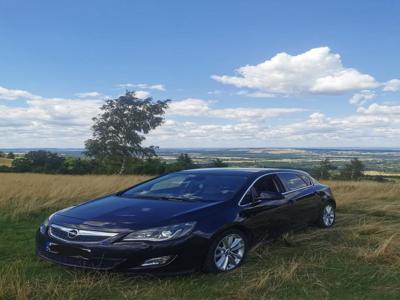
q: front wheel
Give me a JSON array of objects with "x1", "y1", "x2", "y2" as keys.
[
  {"x1": 317, "y1": 202, "x2": 336, "y2": 228},
  {"x1": 203, "y1": 229, "x2": 248, "y2": 273}
]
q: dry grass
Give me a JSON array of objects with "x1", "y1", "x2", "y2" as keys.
[
  {"x1": 0, "y1": 157, "x2": 13, "y2": 167},
  {"x1": 0, "y1": 174, "x2": 399, "y2": 299},
  {"x1": 0, "y1": 173, "x2": 151, "y2": 217}
]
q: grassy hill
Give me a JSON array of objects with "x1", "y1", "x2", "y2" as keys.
[{"x1": 0, "y1": 173, "x2": 399, "y2": 299}]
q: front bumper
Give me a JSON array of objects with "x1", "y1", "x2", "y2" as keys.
[{"x1": 36, "y1": 226, "x2": 210, "y2": 273}]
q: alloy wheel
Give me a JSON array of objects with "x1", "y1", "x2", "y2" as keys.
[
  {"x1": 323, "y1": 204, "x2": 335, "y2": 226},
  {"x1": 213, "y1": 233, "x2": 245, "y2": 271}
]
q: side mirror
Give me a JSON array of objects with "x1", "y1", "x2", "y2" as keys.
[{"x1": 256, "y1": 191, "x2": 285, "y2": 201}]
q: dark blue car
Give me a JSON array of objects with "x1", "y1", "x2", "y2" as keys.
[{"x1": 36, "y1": 168, "x2": 336, "y2": 273}]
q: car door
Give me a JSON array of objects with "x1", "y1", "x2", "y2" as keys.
[
  {"x1": 239, "y1": 174, "x2": 295, "y2": 242},
  {"x1": 276, "y1": 172, "x2": 320, "y2": 229}
]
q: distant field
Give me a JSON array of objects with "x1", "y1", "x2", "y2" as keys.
[
  {"x1": 0, "y1": 173, "x2": 399, "y2": 299},
  {"x1": 0, "y1": 157, "x2": 13, "y2": 167},
  {"x1": 364, "y1": 171, "x2": 400, "y2": 177}
]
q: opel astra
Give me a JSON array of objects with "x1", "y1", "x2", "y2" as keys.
[{"x1": 36, "y1": 168, "x2": 336, "y2": 273}]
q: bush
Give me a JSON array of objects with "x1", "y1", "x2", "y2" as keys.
[
  {"x1": 125, "y1": 158, "x2": 166, "y2": 175},
  {"x1": 338, "y1": 158, "x2": 365, "y2": 180},
  {"x1": 0, "y1": 165, "x2": 11, "y2": 172},
  {"x1": 209, "y1": 158, "x2": 228, "y2": 167},
  {"x1": 65, "y1": 157, "x2": 98, "y2": 174},
  {"x1": 11, "y1": 151, "x2": 66, "y2": 173},
  {"x1": 6, "y1": 152, "x2": 15, "y2": 159}
]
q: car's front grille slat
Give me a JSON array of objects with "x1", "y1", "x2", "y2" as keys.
[{"x1": 49, "y1": 224, "x2": 117, "y2": 243}]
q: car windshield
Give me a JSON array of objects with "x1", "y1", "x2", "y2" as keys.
[{"x1": 122, "y1": 173, "x2": 248, "y2": 202}]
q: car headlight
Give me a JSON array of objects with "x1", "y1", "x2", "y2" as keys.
[{"x1": 122, "y1": 222, "x2": 196, "y2": 242}]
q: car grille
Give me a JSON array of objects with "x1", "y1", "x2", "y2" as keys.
[
  {"x1": 37, "y1": 246, "x2": 123, "y2": 270},
  {"x1": 49, "y1": 224, "x2": 118, "y2": 243}
]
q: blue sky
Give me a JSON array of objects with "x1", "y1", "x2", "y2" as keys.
[{"x1": 1, "y1": 0, "x2": 400, "y2": 148}]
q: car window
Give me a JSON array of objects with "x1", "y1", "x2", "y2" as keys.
[
  {"x1": 122, "y1": 173, "x2": 248, "y2": 202},
  {"x1": 241, "y1": 175, "x2": 281, "y2": 205},
  {"x1": 150, "y1": 175, "x2": 186, "y2": 191},
  {"x1": 299, "y1": 174, "x2": 313, "y2": 186},
  {"x1": 279, "y1": 173, "x2": 308, "y2": 191},
  {"x1": 253, "y1": 175, "x2": 281, "y2": 194}
]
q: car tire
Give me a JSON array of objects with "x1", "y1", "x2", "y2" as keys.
[
  {"x1": 203, "y1": 229, "x2": 248, "y2": 273},
  {"x1": 317, "y1": 202, "x2": 336, "y2": 228}
]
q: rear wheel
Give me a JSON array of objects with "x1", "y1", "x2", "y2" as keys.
[
  {"x1": 317, "y1": 202, "x2": 336, "y2": 228},
  {"x1": 203, "y1": 229, "x2": 248, "y2": 273}
]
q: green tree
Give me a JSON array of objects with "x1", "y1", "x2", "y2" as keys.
[
  {"x1": 165, "y1": 153, "x2": 195, "y2": 172},
  {"x1": 176, "y1": 153, "x2": 194, "y2": 166},
  {"x1": 85, "y1": 91, "x2": 169, "y2": 174},
  {"x1": 65, "y1": 157, "x2": 97, "y2": 174},
  {"x1": 6, "y1": 152, "x2": 15, "y2": 159},
  {"x1": 315, "y1": 158, "x2": 336, "y2": 179},
  {"x1": 339, "y1": 158, "x2": 365, "y2": 180},
  {"x1": 12, "y1": 151, "x2": 65, "y2": 173},
  {"x1": 210, "y1": 158, "x2": 228, "y2": 167}
]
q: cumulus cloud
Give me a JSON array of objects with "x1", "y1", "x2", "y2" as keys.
[
  {"x1": 2, "y1": 83, "x2": 400, "y2": 148},
  {"x1": 76, "y1": 92, "x2": 103, "y2": 98},
  {"x1": 167, "y1": 98, "x2": 306, "y2": 121},
  {"x1": 209, "y1": 107, "x2": 306, "y2": 121},
  {"x1": 168, "y1": 98, "x2": 211, "y2": 116},
  {"x1": 357, "y1": 103, "x2": 400, "y2": 115},
  {"x1": 0, "y1": 86, "x2": 105, "y2": 147},
  {"x1": 383, "y1": 79, "x2": 400, "y2": 92},
  {"x1": 212, "y1": 47, "x2": 380, "y2": 96},
  {"x1": 117, "y1": 83, "x2": 165, "y2": 91},
  {"x1": 0, "y1": 86, "x2": 40, "y2": 100},
  {"x1": 235, "y1": 90, "x2": 274, "y2": 98},
  {"x1": 134, "y1": 90, "x2": 151, "y2": 99},
  {"x1": 148, "y1": 101, "x2": 400, "y2": 147},
  {"x1": 349, "y1": 90, "x2": 376, "y2": 105}
]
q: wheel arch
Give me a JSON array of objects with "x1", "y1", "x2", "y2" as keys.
[{"x1": 211, "y1": 223, "x2": 254, "y2": 247}]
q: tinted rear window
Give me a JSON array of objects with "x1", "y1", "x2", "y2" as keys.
[{"x1": 279, "y1": 173, "x2": 308, "y2": 191}]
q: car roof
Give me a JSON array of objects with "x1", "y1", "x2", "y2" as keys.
[{"x1": 179, "y1": 167, "x2": 308, "y2": 177}]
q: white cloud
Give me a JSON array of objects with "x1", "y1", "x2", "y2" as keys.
[
  {"x1": 148, "y1": 101, "x2": 400, "y2": 147},
  {"x1": 212, "y1": 47, "x2": 380, "y2": 96},
  {"x1": 0, "y1": 86, "x2": 40, "y2": 100},
  {"x1": 117, "y1": 83, "x2": 165, "y2": 91},
  {"x1": 2, "y1": 84, "x2": 400, "y2": 148},
  {"x1": 167, "y1": 98, "x2": 306, "y2": 121},
  {"x1": 0, "y1": 97, "x2": 102, "y2": 147},
  {"x1": 383, "y1": 79, "x2": 400, "y2": 92},
  {"x1": 349, "y1": 90, "x2": 376, "y2": 105},
  {"x1": 168, "y1": 98, "x2": 211, "y2": 116},
  {"x1": 209, "y1": 107, "x2": 306, "y2": 121},
  {"x1": 357, "y1": 103, "x2": 400, "y2": 115},
  {"x1": 134, "y1": 90, "x2": 151, "y2": 99},
  {"x1": 207, "y1": 90, "x2": 222, "y2": 95},
  {"x1": 235, "y1": 90, "x2": 274, "y2": 98},
  {"x1": 76, "y1": 92, "x2": 103, "y2": 98}
]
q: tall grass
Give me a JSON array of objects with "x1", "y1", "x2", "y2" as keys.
[
  {"x1": 0, "y1": 173, "x2": 399, "y2": 299},
  {"x1": 0, "y1": 173, "x2": 151, "y2": 217}
]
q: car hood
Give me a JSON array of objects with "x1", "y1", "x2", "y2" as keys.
[{"x1": 53, "y1": 195, "x2": 225, "y2": 231}]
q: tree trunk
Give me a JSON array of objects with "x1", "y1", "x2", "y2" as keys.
[{"x1": 119, "y1": 156, "x2": 127, "y2": 175}]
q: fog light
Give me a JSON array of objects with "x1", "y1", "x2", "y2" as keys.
[{"x1": 141, "y1": 256, "x2": 171, "y2": 267}]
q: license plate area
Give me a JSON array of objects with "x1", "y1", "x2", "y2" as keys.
[{"x1": 47, "y1": 243, "x2": 92, "y2": 260}]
